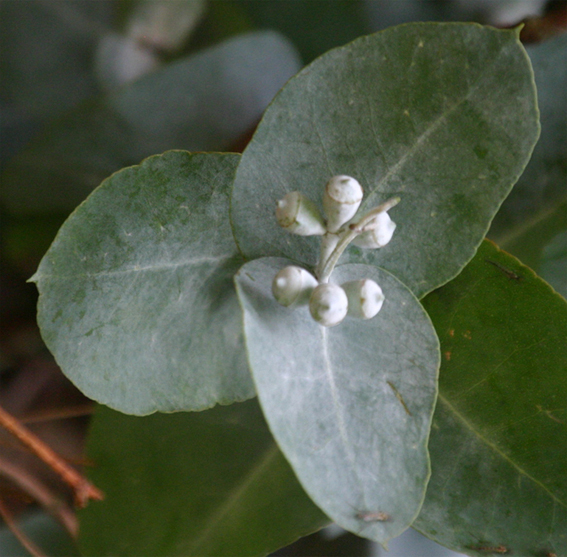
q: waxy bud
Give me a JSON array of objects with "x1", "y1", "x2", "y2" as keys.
[
  {"x1": 272, "y1": 266, "x2": 318, "y2": 308},
  {"x1": 276, "y1": 192, "x2": 326, "y2": 236},
  {"x1": 352, "y1": 211, "x2": 396, "y2": 249},
  {"x1": 342, "y1": 279, "x2": 384, "y2": 320},
  {"x1": 323, "y1": 175, "x2": 363, "y2": 233},
  {"x1": 309, "y1": 283, "x2": 348, "y2": 327}
]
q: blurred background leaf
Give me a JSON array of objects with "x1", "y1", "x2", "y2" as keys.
[
  {"x1": 488, "y1": 32, "x2": 567, "y2": 284},
  {"x1": 416, "y1": 240, "x2": 567, "y2": 555},
  {"x1": 79, "y1": 400, "x2": 328, "y2": 557},
  {"x1": 0, "y1": 511, "x2": 79, "y2": 557},
  {"x1": 1, "y1": 30, "x2": 301, "y2": 215}
]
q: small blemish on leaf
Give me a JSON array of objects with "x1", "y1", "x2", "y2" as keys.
[
  {"x1": 486, "y1": 259, "x2": 522, "y2": 281},
  {"x1": 448, "y1": 329, "x2": 455, "y2": 337},
  {"x1": 356, "y1": 511, "x2": 391, "y2": 522},
  {"x1": 463, "y1": 330, "x2": 472, "y2": 340},
  {"x1": 474, "y1": 145, "x2": 488, "y2": 159},
  {"x1": 387, "y1": 381, "x2": 412, "y2": 416},
  {"x1": 467, "y1": 544, "x2": 509, "y2": 554},
  {"x1": 444, "y1": 351, "x2": 451, "y2": 361},
  {"x1": 536, "y1": 405, "x2": 565, "y2": 424}
]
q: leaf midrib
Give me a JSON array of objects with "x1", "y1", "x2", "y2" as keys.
[
  {"x1": 363, "y1": 37, "x2": 519, "y2": 209},
  {"x1": 185, "y1": 443, "x2": 280, "y2": 555},
  {"x1": 438, "y1": 393, "x2": 567, "y2": 509},
  {"x1": 33, "y1": 254, "x2": 235, "y2": 281}
]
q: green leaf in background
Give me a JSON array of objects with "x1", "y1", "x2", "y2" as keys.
[
  {"x1": 1, "y1": 31, "x2": 301, "y2": 214},
  {"x1": 240, "y1": 0, "x2": 370, "y2": 63},
  {"x1": 0, "y1": 512, "x2": 79, "y2": 557},
  {"x1": 489, "y1": 32, "x2": 567, "y2": 273},
  {"x1": 540, "y1": 231, "x2": 567, "y2": 299},
  {"x1": 32, "y1": 151, "x2": 253, "y2": 415},
  {"x1": 0, "y1": 0, "x2": 110, "y2": 118},
  {"x1": 235, "y1": 258, "x2": 440, "y2": 545},
  {"x1": 415, "y1": 240, "x2": 567, "y2": 556},
  {"x1": 79, "y1": 400, "x2": 328, "y2": 557},
  {"x1": 231, "y1": 22, "x2": 540, "y2": 298}
]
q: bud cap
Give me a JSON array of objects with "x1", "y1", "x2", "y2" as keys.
[
  {"x1": 309, "y1": 283, "x2": 348, "y2": 327},
  {"x1": 352, "y1": 211, "x2": 396, "y2": 249},
  {"x1": 323, "y1": 176, "x2": 363, "y2": 232},
  {"x1": 272, "y1": 266, "x2": 318, "y2": 307},
  {"x1": 342, "y1": 279, "x2": 384, "y2": 319},
  {"x1": 276, "y1": 192, "x2": 326, "y2": 236}
]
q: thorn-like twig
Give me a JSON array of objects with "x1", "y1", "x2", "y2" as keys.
[
  {"x1": 0, "y1": 404, "x2": 104, "y2": 508},
  {"x1": 0, "y1": 456, "x2": 78, "y2": 536}
]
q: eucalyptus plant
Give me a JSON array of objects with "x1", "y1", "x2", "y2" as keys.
[{"x1": 30, "y1": 22, "x2": 566, "y2": 556}]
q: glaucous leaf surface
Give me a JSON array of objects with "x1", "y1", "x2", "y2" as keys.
[
  {"x1": 415, "y1": 240, "x2": 567, "y2": 556},
  {"x1": 235, "y1": 258, "x2": 440, "y2": 545},
  {"x1": 1, "y1": 31, "x2": 301, "y2": 214},
  {"x1": 231, "y1": 23, "x2": 539, "y2": 298},
  {"x1": 79, "y1": 401, "x2": 328, "y2": 557},
  {"x1": 32, "y1": 151, "x2": 253, "y2": 415},
  {"x1": 489, "y1": 32, "x2": 567, "y2": 270}
]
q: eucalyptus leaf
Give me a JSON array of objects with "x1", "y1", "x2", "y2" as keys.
[
  {"x1": 489, "y1": 32, "x2": 567, "y2": 270},
  {"x1": 1, "y1": 31, "x2": 301, "y2": 214},
  {"x1": 231, "y1": 22, "x2": 539, "y2": 298},
  {"x1": 79, "y1": 401, "x2": 328, "y2": 557},
  {"x1": 415, "y1": 240, "x2": 567, "y2": 555},
  {"x1": 32, "y1": 151, "x2": 253, "y2": 415},
  {"x1": 235, "y1": 258, "x2": 440, "y2": 545}
]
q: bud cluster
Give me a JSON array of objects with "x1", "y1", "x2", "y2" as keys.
[{"x1": 272, "y1": 175, "x2": 399, "y2": 327}]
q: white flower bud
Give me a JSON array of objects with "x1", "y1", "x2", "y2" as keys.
[
  {"x1": 272, "y1": 266, "x2": 318, "y2": 308},
  {"x1": 352, "y1": 211, "x2": 396, "y2": 249},
  {"x1": 342, "y1": 279, "x2": 384, "y2": 320},
  {"x1": 309, "y1": 283, "x2": 348, "y2": 327},
  {"x1": 323, "y1": 175, "x2": 363, "y2": 233},
  {"x1": 276, "y1": 192, "x2": 326, "y2": 236}
]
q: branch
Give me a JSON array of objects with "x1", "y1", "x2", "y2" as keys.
[{"x1": 0, "y1": 404, "x2": 103, "y2": 508}]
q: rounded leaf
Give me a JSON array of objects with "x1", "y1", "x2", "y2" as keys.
[
  {"x1": 32, "y1": 151, "x2": 253, "y2": 415},
  {"x1": 231, "y1": 23, "x2": 540, "y2": 298},
  {"x1": 235, "y1": 258, "x2": 440, "y2": 545}
]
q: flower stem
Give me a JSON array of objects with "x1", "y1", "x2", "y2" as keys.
[{"x1": 316, "y1": 196, "x2": 400, "y2": 283}]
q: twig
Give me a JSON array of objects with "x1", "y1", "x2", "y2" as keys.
[
  {"x1": 20, "y1": 404, "x2": 96, "y2": 425},
  {"x1": 0, "y1": 456, "x2": 78, "y2": 536},
  {"x1": 0, "y1": 495, "x2": 47, "y2": 557},
  {"x1": 0, "y1": 404, "x2": 103, "y2": 507}
]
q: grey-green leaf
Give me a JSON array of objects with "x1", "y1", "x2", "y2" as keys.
[
  {"x1": 415, "y1": 240, "x2": 567, "y2": 556},
  {"x1": 32, "y1": 151, "x2": 253, "y2": 415},
  {"x1": 79, "y1": 400, "x2": 329, "y2": 557},
  {"x1": 235, "y1": 258, "x2": 440, "y2": 545},
  {"x1": 541, "y1": 231, "x2": 567, "y2": 299},
  {"x1": 231, "y1": 22, "x2": 539, "y2": 298}
]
